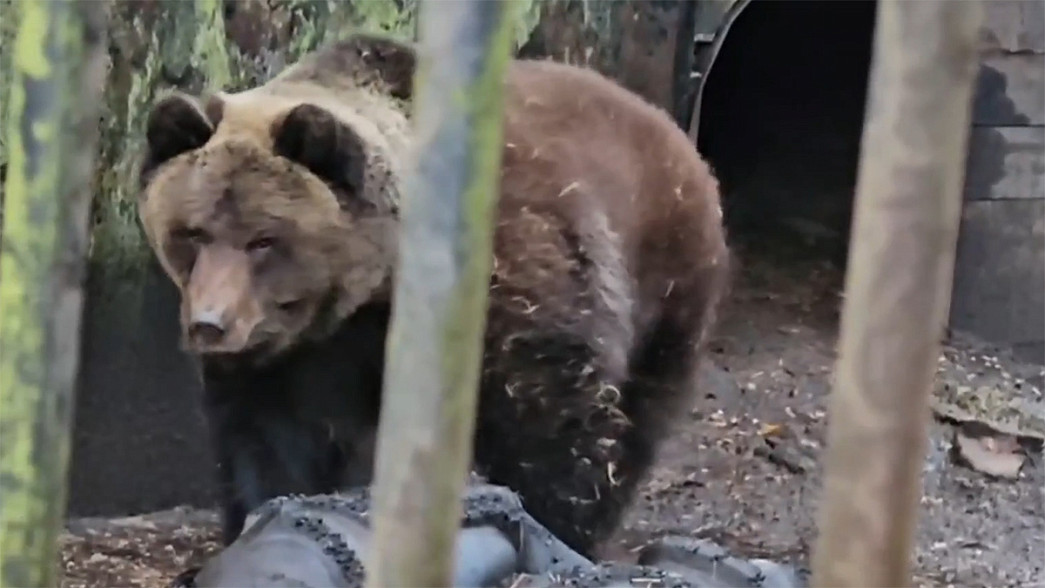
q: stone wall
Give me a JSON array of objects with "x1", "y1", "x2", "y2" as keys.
[{"x1": 950, "y1": 0, "x2": 1045, "y2": 364}]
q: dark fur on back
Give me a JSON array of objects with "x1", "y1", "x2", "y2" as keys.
[
  {"x1": 475, "y1": 60, "x2": 731, "y2": 551},
  {"x1": 137, "y1": 33, "x2": 730, "y2": 557}
]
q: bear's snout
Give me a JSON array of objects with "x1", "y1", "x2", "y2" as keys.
[
  {"x1": 184, "y1": 244, "x2": 264, "y2": 354},
  {"x1": 187, "y1": 309, "x2": 227, "y2": 347}
]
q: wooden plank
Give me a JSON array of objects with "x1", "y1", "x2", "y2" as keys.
[
  {"x1": 964, "y1": 126, "x2": 1045, "y2": 201},
  {"x1": 972, "y1": 53, "x2": 1045, "y2": 126}
]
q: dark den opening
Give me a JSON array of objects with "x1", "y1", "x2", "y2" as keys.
[{"x1": 698, "y1": 0, "x2": 878, "y2": 268}]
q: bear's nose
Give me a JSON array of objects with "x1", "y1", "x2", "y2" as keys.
[{"x1": 188, "y1": 310, "x2": 227, "y2": 346}]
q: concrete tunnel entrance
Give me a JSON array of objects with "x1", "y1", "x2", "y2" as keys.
[{"x1": 696, "y1": 0, "x2": 878, "y2": 269}]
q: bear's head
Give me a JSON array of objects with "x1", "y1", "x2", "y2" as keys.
[{"x1": 137, "y1": 89, "x2": 405, "y2": 363}]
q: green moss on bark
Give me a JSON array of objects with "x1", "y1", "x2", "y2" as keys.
[{"x1": 0, "y1": 1, "x2": 105, "y2": 584}]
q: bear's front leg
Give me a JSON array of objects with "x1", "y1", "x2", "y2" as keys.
[
  {"x1": 205, "y1": 400, "x2": 340, "y2": 545},
  {"x1": 216, "y1": 463, "x2": 250, "y2": 546},
  {"x1": 472, "y1": 324, "x2": 649, "y2": 559},
  {"x1": 207, "y1": 415, "x2": 271, "y2": 545}
]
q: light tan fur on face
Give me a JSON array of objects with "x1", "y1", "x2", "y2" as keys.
[
  {"x1": 139, "y1": 81, "x2": 409, "y2": 359},
  {"x1": 183, "y1": 243, "x2": 263, "y2": 352}
]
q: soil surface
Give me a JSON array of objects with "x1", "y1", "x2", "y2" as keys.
[{"x1": 60, "y1": 238, "x2": 1044, "y2": 588}]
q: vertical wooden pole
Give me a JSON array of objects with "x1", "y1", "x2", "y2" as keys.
[
  {"x1": 365, "y1": 1, "x2": 515, "y2": 587},
  {"x1": 0, "y1": 1, "x2": 108, "y2": 586},
  {"x1": 811, "y1": 1, "x2": 983, "y2": 587}
]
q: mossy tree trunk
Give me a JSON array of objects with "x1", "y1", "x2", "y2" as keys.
[
  {"x1": 0, "y1": 2, "x2": 108, "y2": 586},
  {"x1": 366, "y1": 1, "x2": 515, "y2": 586}
]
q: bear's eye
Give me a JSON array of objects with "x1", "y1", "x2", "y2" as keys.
[
  {"x1": 246, "y1": 236, "x2": 277, "y2": 253},
  {"x1": 172, "y1": 227, "x2": 211, "y2": 245},
  {"x1": 277, "y1": 299, "x2": 305, "y2": 313}
]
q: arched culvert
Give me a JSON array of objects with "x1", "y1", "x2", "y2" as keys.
[{"x1": 696, "y1": 0, "x2": 878, "y2": 268}]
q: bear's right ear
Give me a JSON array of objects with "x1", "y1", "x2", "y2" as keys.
[{"x1": 139, "y1": 92, "x2": 223, "y2": 188}]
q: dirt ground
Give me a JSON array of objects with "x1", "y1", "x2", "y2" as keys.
[
  {"x1": 606, "y1": 239, "x2": 1045, "y2": 588},
  {"x1": 60, "y1": 238, "x2": 1044, "y2": 588}
]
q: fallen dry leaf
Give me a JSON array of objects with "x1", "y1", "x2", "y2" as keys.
[
  {"x1": 758, "y1": 423, "x2": 785, "y2": 438},
  {"x1": 952, "y1": 424, "x2": 1025, "y2": 479}
]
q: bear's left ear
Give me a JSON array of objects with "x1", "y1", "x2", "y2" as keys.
[{"x1": 272, "y1": 103, "x2": 369, "y2": 209}]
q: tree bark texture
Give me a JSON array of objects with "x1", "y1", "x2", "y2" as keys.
[
  {"x1": 520, "y1": 0, "x2": 694, "y2": 116},
  {"x1": 366, "y1": 1, "x2": 514, "y2": 587},
  {"x1": 0, "y1": 2, "x2": 108, "y2": 586},
  {"x1": 810, "y1": 2, "x2": 983, "y2": 587}
]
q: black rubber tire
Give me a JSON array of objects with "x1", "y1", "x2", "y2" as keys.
[{"x1": 174, "y1": 484, "x2": 807, "y2": 588}]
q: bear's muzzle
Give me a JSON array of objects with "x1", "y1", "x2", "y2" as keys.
[{"x1": 185, "y1": 243, "x2": 264, "y2": 354}]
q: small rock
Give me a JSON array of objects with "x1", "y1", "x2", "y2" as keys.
[{"x1": 754, "y1": 438, "x2": 816, "y2": 475}]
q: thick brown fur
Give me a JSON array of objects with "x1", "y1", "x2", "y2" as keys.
[{"x1": 137, "y1": 33, "x2": 729, "y2": 557}]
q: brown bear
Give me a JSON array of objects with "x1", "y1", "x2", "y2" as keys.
[{"x1": 137, "y1": 33, "x2": 730, "y2": 558}]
